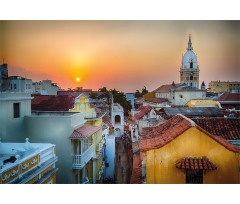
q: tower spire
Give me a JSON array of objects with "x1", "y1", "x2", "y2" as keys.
[{"x1": 187, "y1": 34, "x2": 193, "y2": 51}]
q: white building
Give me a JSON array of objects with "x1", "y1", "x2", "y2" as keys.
[
  {"x1": 9, "y1": 76, "x2": 33, "y2": 94},
  {"x1": 32, "y1": 80, "x2": 62, "y2": 95},
  {"x1": 111, "y1": 103, "x2": 124, "y2": 137},
  {"x1": 170, "y1": 84, "x2": 206, "y2": 106},
  {"x1": 0, "y1": 139, "x2": 58, "y2": 184},
  {"x1": 0, "y1": 92, "x2": 32, "y2": 142}
]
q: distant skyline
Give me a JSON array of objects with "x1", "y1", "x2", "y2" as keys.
[{"x1": 0, "y1": 20, "x2": 239, "y2": 92}]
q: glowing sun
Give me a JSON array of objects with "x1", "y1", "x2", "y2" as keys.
[{"x1": 76, "y1": 77, "x2": 80, "y2": 82}]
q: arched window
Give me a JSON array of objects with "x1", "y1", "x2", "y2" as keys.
[
  {"x1": 115, "y1": 115, "x2": 121, "y2": 123},
  {"x1": 190, "y1": 62, "x2": 193, "y2": 68}
]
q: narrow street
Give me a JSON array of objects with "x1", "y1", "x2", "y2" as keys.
[{"x1": 114, "y1": 137, "x2": 133, "y2": 184}]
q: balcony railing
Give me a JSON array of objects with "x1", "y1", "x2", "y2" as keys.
[{"x1": 72, "y1": 144, "x2": 95, "y2": 169}]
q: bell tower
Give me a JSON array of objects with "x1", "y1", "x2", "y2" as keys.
[{"x1": 180, "y1": 34, "x2": 200, "y2": 88}]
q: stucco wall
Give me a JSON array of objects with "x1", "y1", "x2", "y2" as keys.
[
  {"x1": 146, "y1": 127, "x2": 240, "y2": 184},
  {"x1": 172, "y1": 91, "x2": 206, "y2": 106},
  {"x1": 104, "y1": 134, "x2": 115, "y2": 179},
  {"x1": 25, "y1": 115, "x2": 74, "y2": 184},
  {"x1": 0, "y1": 93, "x2": 32, "y2": 142}
]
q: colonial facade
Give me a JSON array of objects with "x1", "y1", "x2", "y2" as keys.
[
  {"x1": 208, "y1": 81, "x2": 240, "y2": 93},
  {"x1": 180, "y1": 35, "x2": 200, "y2": 88},
  {"x1": 70, "y1": 93, "x2": 106, "y2": 183},
  {"x1": 139, "y1": 114, "x2": 240, "y2": 184}
]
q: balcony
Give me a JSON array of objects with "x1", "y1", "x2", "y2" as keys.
[{"x1": 72, "y1": 144, "x2": 95, "y2": 169}]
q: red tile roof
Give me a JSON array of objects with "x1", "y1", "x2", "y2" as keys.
[
  {"x1": 140, "y1": 114, "x2": 240, "y2": 153},
  {"x1": 69, "y1": 125, "x2": 101, "y2": 138},
  {"x1": 176, "y1": 156, "x2": 217, "y2": 170},
  {"x1": 144, "y1": 98, "x2": 168, "y2": 104},
  {"x1": 218, "y1": 93, "x2": 240, "y2": 102},
  {"x1": 31, "y1": 95, "x2": 76, "y2": 111},
  {"x1": 155, "y1": 83, "x2": 180, "y2": 93},
  {"x1": 192, "y1": 118, "x2": 240, "y2": 140},
  {"x1": 140, "y1": 115, "x2": 192, "y2": 152},
  {"x1": 130, "y1": 153, "x2": 142, "y2": 184},
  {"x1": 134, "y1": 105, "x2": 152, "y2": 120}
]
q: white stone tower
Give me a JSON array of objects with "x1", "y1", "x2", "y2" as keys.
[{"x1": 180, "y1": 34, "x2": 200, "y2": 88}]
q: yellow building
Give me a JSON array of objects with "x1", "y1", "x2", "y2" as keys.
[
  {"x1": 185, "y1": 99, "x2": 222, "y2": 108},
  {"x1": 139, "y1": 114, "x2": 240, "y2": 184},
  {"x1": 0, "y1": 139, "x2": 58, "y2": 184},
  {"x1": 208, "y1": 81, "x2": 240, "y2": 93},
  {"x1": 70, "y1": 94, "x2": 105, "y2": 184}
]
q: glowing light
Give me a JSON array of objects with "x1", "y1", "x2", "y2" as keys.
[{"x1": 76, "y1": 77, "x2": 80, "y2": 82}]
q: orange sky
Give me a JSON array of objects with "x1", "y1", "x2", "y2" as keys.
[{"x1": 0, "y1": 21, "x2": 239, "y2": 92}]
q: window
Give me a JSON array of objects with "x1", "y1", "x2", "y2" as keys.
[
  {"x1": 13, "y1": 103, "x2": 20, "y2": 118},
  {"x1": 14, "y1": 84, "x2": 16, "y2": 89},
  {"x1": 105, "y1": 163, "x2": 109, "y2": 167},
  {"x1": 190, "y1": 82, "x2": 193, "y2": 86},
  {"x1": 115, "y1": 115, "x2": 121, "y2": 123},
  {"x1": 190, "y1": 76, "x2": 193, "y2": 80},
  {"x1": 190, "y1": 62, "x2": 193, "y2": 68},
  {"x1": 11, "y1": 84, "x2": 12, "y2": 89},
  {"x1": 186, "y1": 169, "x2": 203, "y2": 184},
  {"x1": 179, "y1": 94, "x2": 183, "y2": 99}
]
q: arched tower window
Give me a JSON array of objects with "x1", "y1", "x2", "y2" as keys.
[
  {"x1": 190, "y1": 62, "x2": 193, "y2": 68},
  {"x1": 115, "y1": 115, "x2": 121, "y2": 123}
]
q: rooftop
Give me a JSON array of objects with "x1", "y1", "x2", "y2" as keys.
[
  {"x1": 144, "y1": 98, "x2": 168, "y2": 104},
  {"x1": 155, "y1": 82, "x2": 180, "y2": 93},
  {"x1": 134, "y1": 105, "x2": 152, "y2": 120},
  {"x1": 140, "y1": 114, "x2": 240, "y2": 153},
  {"x1": 176, "y1": 156, "x2": 217, "y2": 170},
  {"x1": 192, "y1": 118, "x2": 240, "y2": 140},
  {"x1": 69, "y1": 125, "x2": 101, "y2": 139},
  {"x1": 31, "y1": 95, "x2": 76, "y2": 111},
  {"x1": 218, "y1": 93, "x2": 240, "y2": 102},
  {"x1": 163, "y1": 107, "x2": 223, "y2": 117}
]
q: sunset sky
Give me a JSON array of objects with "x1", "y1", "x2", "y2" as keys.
[{"x1": 0, "y1": 21, "x2": 239, "y2": 92}]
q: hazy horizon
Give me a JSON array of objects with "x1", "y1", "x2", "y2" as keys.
[{"x1": 0, "y1": 20, "x2": 239, "y2": 92}]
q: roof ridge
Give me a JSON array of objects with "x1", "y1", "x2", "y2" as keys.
[{"x1": 176, "y1": 114, "x2": 196, "y2": 127}]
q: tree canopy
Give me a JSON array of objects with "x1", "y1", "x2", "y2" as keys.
[{"x1": 134, "y1": 86, "x2": 149, "y2": 98}]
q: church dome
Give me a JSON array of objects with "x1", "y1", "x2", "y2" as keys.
[
  {"x1": 182, "y1": 50, "x2": 197, "y2": 63},
  {"x1": 181, "y1": 35, "x2": 198, "y2": 70}
]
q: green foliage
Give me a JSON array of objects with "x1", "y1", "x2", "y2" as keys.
[
  {"x1": 98, "y1": 87, "x2": 132, "y2": 115},
  {"x1": 134, "y1": 86, "x2": 149, "y2": 98},
  {"x1": 89, "y1": 92, "x2": 98, "y2": 99}
]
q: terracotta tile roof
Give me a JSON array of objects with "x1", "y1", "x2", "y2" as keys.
[
  {"x1": 140, "y1": 115, "x2": 192, "y2": 152},
  {"x1": 69, "y1": 125, "x2": 101, "y2": 138},
  {"x1": 144, "y1": 98, "x2": 168, "y2": 104},
  {"x1": 155, "y1": 83, "x2": 180, "y2": 93},
  {"x1": 135, "y1": 105, "x2": 145, "y2": 112},
  {"x1": 31, "y1": 95, "x2": 76, "y2": 111},
  {"x1": 176, "y1": 156, "x2": 217, "y2": 170},
  {"x1": 134, "y1": 105, "x2": 152, "y2": 120},
  {"x1": 192, "y1": 118, "x2": 240, "y2": 140},
  {"x1": 218, "y1": 93, "x2": 240, "y2": 102},
  {"x1": 130, "y1": 153, "x2": 142, "y2": 184},
  {"x1": 140, "y1": 114, "x2": 240, "y2": 153}
]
